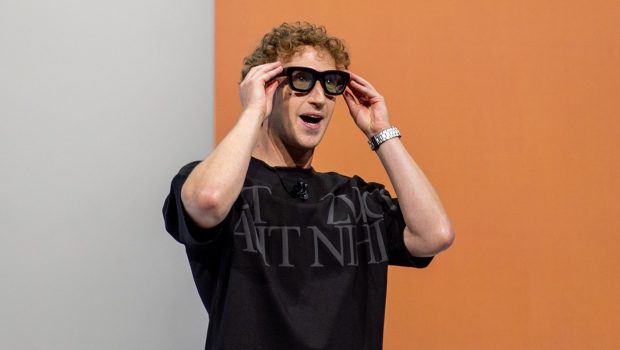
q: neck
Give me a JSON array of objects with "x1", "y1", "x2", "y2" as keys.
[{"x1": 252, "y1": 127, "x2": 314, "y2": 169}]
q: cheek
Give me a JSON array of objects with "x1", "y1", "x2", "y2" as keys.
[
  {"x1": 326, "y1": 99, "x2": 337, "y2": 114},
  {"x1": 286, "y1": 97, "x2": 305, "y2": 114},
  {"x1": 273, "y1": 92, "x2": 293, "y2": 113}
]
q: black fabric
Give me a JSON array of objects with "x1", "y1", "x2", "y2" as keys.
[{"x1": 163, "y1": 157, "x2": 433, "y2": 350}]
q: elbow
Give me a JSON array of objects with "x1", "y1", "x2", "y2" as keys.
[
  {"x1": 191, "y1": 187, "x2": 217, "y2": 209},
  {"x1": 182, "y1": 185, "x2": 228, "y2": 227},
  {"x1": 404, "y1": 222, "x2": 455, "y2": 256},
  {"x1": 424, "y1": 222, "x2": 455, "y2": 255},
  {"x1": 436, "y1": 224, "x2": 455, "y2": 252},
  {"x1": 195, "y1": 189, "x2": 229, "y2": 221}
]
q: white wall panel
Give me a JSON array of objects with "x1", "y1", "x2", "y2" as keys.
[{"x1": 0, "y1": 0, "x2": 214, "y2": 348}]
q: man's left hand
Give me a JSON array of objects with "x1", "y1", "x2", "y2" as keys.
[{"x1": 343, "y1": 72, "x2": 392, "y2": 137}]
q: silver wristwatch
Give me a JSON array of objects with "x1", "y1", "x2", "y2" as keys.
[{"x1": 368, "y1": 126, "x2": 401, "y2": 151}]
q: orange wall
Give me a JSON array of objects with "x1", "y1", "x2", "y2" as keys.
[{"x1": 215, "y1": 1, "x2": 620, "y2": 348}]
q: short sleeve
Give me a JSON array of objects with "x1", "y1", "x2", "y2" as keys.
[
  {"x1": 377, "y1": 187, "x2": 434, "y2": 268},
  {"x1": 162, "y1": 161, "x2": 225, "y2": 246}
]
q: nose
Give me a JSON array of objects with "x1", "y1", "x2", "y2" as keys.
[{"x1": 307, "y1": 81, "x2": 326, "y2": 107}]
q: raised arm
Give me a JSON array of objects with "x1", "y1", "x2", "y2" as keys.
[
  {"x1": 343, "y1": 72, "x2": 455, "y2": 257},
  {"x1": 181, "y1": 62, "x2": 283, "y2": 229}
]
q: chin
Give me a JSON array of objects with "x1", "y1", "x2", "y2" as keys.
[
  {"x1": 291, "y1": 143, "x2": 317, "y2": 153},
  {"x1": 297, "y1": 136, "x2": 324, "y2": 150}
]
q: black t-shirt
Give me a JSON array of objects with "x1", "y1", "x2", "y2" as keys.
[{"x1": 163, "y1": 157, "x2": 433, "y2": 350}]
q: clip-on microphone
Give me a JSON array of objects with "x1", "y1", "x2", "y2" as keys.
[{"x1": 290, "y1": 179, "x2": 309, "y2": 200}]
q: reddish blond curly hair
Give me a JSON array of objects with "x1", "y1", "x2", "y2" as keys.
[{"x1": 241, "y1": 22, "x2": 350, "y2": 80}]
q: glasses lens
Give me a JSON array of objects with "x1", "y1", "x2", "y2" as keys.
[
  {"x1": 290, "y1": 70, "x2": 314, "y2": 91},
  {"x1": 324, "y1": 73, "x2": 348, "y2": 95}
]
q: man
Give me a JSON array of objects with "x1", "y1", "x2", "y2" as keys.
[{"x1": 163, "y1": 22, "x2": 454, "y2": 349}]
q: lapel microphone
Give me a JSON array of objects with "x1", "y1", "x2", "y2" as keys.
[{"x1": 290, "y1": 179, "x2": 309, "y2": 200}]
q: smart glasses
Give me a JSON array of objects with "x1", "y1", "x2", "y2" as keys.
[{"x1": 277, "y1": 66, "x2": 350, "y2": 96}]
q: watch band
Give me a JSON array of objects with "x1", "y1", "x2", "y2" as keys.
[{"x1": 368, "y1": 126, "x2": 401, "y2": 151}]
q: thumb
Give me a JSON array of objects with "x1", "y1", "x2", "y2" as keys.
[
  {"x1": 265, "y1": 80, "x2": 279, "y2": 100},
  {"x1": 264, "y1": 80, "x2": 279, "y2": 118}
]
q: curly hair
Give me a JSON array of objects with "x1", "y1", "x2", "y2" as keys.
[{"x1": 241, "y1": 22, "x2": 350, "y2": 80}]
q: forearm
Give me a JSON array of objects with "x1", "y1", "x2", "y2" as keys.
[
  {"x1": 181, "y1": 109, "x2": 263, "y2": 228},
  {"x1": 375, "y1": 137, "x2": 454, "y2": 256},
  {"x1": 341, "y1": 71, "x2": 454, "y2": 255}
]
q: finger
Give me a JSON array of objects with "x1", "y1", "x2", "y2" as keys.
[
  {"x1": 245, "y1": 61, "x2": 282, "y2": 82},
  {"x1": 249, "y1": 61, "x2": 282, "y2": 74},
  {"x1": 348, "y1": 81, "x2": 372, "y2": 105},
  {"x1": 348, "y1": 72, "x2": 383, "y2": 101},
  {"x1": 265, "y1": 79, "x2": 280, "y2": 98},
  {"x1": 263, "y1": 80, "x2": 279, "y2": 117},
  {"x1": 263, "y1": 64, "x2": 284, "y2": 82},
  {"x1": 349, "y1": 79, "x2": 378, "y2": 100},
  {"x1": 255, "y1": 61, "x2": 282, "y2": 75},
  {"x1": 349, "y1": 71, "x2": 376, "y2": 90}
]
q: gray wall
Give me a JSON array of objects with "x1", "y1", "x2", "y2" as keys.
[{"x1": 1, "y1": 0, "x2": 214, "y2": 348}]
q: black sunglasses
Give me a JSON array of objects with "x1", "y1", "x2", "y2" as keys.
[{"x1": 276, "y1": 66, "x2": 350, "y2": 96}]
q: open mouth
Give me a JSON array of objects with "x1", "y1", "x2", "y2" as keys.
[{"x1": 300, "y1": 114, "x2": 322, "y2": 124}]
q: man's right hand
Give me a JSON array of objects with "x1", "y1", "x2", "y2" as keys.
[
  {"x1": 239, "y1": 61, "x2": 283, "y2": 119},
  {"x1": 181, "y1": 62, "x2": 283, "y2": 230}
]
